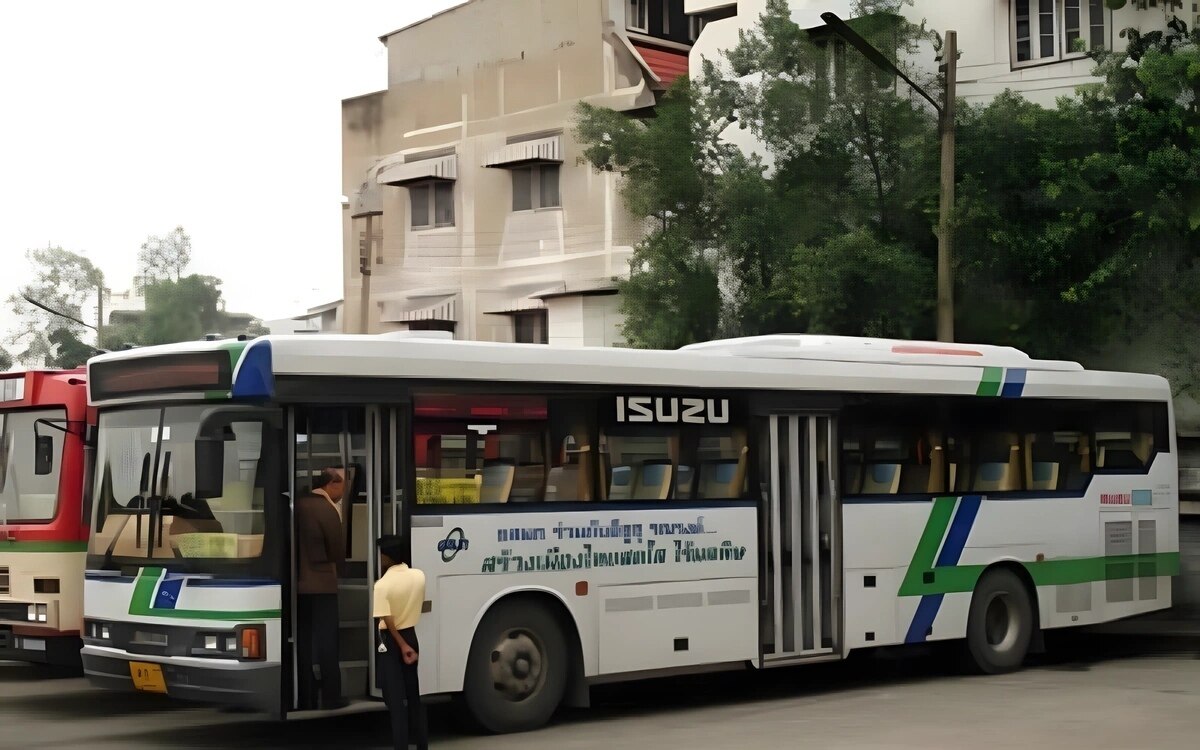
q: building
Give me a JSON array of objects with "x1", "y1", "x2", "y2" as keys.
[
  {"x1": 341, "y1": 0, "x2": 707, "y2": 345},
  {"x1": 266, "y1": 299, "x2": 344, "y2": 335},
  {"x1": 693, "y1": 1, "x2": 1180, "y2": 108}
]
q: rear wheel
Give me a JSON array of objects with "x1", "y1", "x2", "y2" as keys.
[
  {"x1": 964, "y1": 568, "x2": 1034, "y2": 674},
  {"x1": 463, "y1": 599, "x2": 568, "y2": 733}
]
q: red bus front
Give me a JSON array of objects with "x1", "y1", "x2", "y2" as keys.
[{"x1": 0, "y1": 370, "x2": 90, "y2": 666}]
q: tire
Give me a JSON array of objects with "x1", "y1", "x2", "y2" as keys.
[
  {"x1": 463, "y1": 599, "x2": 568, "y2": 733},
  {"x1": 964, "y1": 568, "x2": 1035, "y2": 675}
]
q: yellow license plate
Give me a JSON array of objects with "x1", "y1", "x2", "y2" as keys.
[{"x1": 129, "y1": 661, "x2": 167, "y2": 693}]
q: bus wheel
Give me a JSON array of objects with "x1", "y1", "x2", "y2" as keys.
[
  {"x1": 965, "y1": 568, "x2": 1034, "y2": 674},
  {"x1": 463, "y1": 599, "x2": 568, "y2": 733}
]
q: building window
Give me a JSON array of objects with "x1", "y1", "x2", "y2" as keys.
[
  {"x1": 511, "y1": 165, "x2": 561, "y2": 212},
  {"x1": 514, "y1": 309, "x2": 548, "y2": 344},
  {"x1": 627, "y1": 0, "x2": 648, "y2": 32},
  {"x1": 1012, "y1": 0, "x2": 1108, "y2": 66},
  {"x1": 689, "y1": 14, "x2": 706, "y2": 42},
  {"x1": 409, "y1": 181, "x2": 454, "y2": 229}
]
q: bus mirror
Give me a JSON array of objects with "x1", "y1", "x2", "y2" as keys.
[
  {"x1": 194, "y1": 437, "x2": 226, "y2": 500},
  {"x1": 34, "y1": 435, "x2": 55, "y2": 476}
]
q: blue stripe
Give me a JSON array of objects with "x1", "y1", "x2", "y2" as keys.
[
  {"x1": 231, "y1": 340, "x2": 274, "y2": 399},
  {"x1": 905, "y1": 594, "x2": 944, "y2": 644},
  {"x1": 1001, "y1": 368, "x2": 1026, "y2": 399},
  {"x1": 154, "y1": 578, "x2": 184, "y2": 610},
  {"x1": 905, "y1": 495, "x2": 983, "y2": 644},
  {"x1": 935, "y1": 495, "x2": 981, "y2": 567}
]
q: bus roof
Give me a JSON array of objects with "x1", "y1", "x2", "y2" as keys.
[
  {"x1": 0, "y1": 369, "x2": 87, "y2": 409},
  {"x1": 85, "y1": 333, "x2": 1171, "y2": 406}
]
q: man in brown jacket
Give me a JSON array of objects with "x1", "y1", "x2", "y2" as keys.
[{"x1": 296, "y1": 466, "x2": 346, "y2": 710}]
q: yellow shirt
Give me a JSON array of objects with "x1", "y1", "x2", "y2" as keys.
[{"x1": 373, "y1": 563, "x2": 425, "y2": 631}]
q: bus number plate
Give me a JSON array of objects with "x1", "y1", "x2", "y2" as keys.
[{"x1": 130, "y1": 661, "x2": 167, "y2": 693}]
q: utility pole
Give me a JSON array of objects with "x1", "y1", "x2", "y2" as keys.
[
  {"x1": 96, "y1": 282, "x2": 105, "y2": 348},
  {"x1": 936, "y1": 31, "x2": 957, "y2": 343},
  {"x1": 820, "y1": 13, "x2": 957, "y2": 341}
]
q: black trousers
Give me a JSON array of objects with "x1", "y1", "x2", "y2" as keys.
[
  {"x1": 377, "y1": 627, "x2": 428, "y2": 750},
  {"x1": 297, "y1": 593, "x2": 341, "y2": 709}
]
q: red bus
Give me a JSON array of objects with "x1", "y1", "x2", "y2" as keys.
[{"x1": 0, "y1": 370, "x2": 91, "y2": 666}]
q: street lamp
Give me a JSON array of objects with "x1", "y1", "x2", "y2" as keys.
[{"x1": 820, "y1": 12, "x2": 957, "y2": 343}]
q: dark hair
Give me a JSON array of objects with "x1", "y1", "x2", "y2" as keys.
[
  {"x1": 312, "y1": 466, "x2": 344, "y2": 491},
  {"x1": 377, "y1": 534, "x2": 406, "y2": 564}
]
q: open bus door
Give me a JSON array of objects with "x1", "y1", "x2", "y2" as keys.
[{"x1": 758, "y1": 413, "x2": 842, "y2": 665}]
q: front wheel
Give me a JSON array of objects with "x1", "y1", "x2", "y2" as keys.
[
  {"x1": 463, "y1": 599, "x2": 568, "y2": 733},
  {"x1": 964, "y1": 568, "x2": 1034, "y2": 674}
]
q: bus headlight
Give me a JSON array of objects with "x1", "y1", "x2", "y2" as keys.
[{"x1": 85, "y1": 620, "x2": 112, "y2": 640}]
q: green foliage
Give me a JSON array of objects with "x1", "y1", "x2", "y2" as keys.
[
  {"x1": 101, "y1": 274, "x2": 263, "y2": 348},
  {"x1": 576, "y1": 0, "x2": 938, "y2": 348},
  {"x1": 5, "y1": 245, "x2": 104, "y2": 368},
  {"x1": 139, "y1": 226, "x2": 193, "y2": 283},
  {"x1": 0, "y1": 348, "x2": 12, "y2": 372}
]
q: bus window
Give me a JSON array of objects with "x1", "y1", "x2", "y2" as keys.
[
  {"x1": 413, "y1": 394, "x2": 596, "y2": 504},
  {"x1": 0, "y1": 408, "x2": 67, "y2": 523},
  {"x1": 598, "y1": 425, "x2": 747, "y2": 502}
]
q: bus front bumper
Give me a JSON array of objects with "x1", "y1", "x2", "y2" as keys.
[
  {"x1": 81, "y1": 645, "x2": 280, "y2": 712},
  {"x1": 0, "y1": 626, "x2": 81, "y2": 667}
]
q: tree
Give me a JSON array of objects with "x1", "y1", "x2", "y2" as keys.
[
  {"x1": 5, "y1": 245, "x2": 104, "y2": 368},
  {"x1": 0, "y1": 349, "x2": 12, "y2": 372},
  {"x1": 577, "y1": 0, "x2": 938, "y2": 346},
  {"x1": 100, "y1": 274, "x2": 265, "y2": 349},
  {"x1": 138, "y1": 226, "x2": 192, "y2": 284}
]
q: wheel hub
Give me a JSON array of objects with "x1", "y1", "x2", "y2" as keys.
[{"x1": 490, "y1": 630, "x2": 545, "y2": 701}]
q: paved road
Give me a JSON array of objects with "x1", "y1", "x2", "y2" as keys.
[{"x1": 2, "y1": 635, "x2": 1197, "y2": 750}]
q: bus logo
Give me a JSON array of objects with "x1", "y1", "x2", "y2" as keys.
[
  {"x1": 616, "y1": 396, "x2": 729, "y2": 425},
  {"x1": 438, "y1": 528, "x2": 470, "y2": 562}
]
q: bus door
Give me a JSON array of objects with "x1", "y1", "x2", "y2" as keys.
[
  {"x1": 367, "y1": 406, "x2": 407, "y2": 700},
  {"x1": 759, "y1": 414, "x2": 840, "y2": 664},
  {"x1": 289, "y1": 406, "x2": 371, "y2": 713}
]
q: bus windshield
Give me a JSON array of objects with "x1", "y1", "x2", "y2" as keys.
[
  {"x1": 87, "y1": 405, "x2": 277, "y2": 572},
  {"x1": 0, "y1": 408, "x2": 67, "y2": 525}
]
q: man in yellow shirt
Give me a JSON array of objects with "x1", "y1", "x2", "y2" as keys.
[{"x1": 373, "y1": 535, "x2": 428, "y2": 750}]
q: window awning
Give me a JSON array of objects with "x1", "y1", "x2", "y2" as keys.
[
  {"x1": 378, "y1": 294, "x2": 457, "y2": 323},
  {"x1": 630, "y1": 40, "x2": 689, "y2": 89},
  {"x1": 484, "y1": 134, "x2": 563, "y2": 168},
  {"x1": 376, "y1": 152, "x2": 458, "y2": 186}
]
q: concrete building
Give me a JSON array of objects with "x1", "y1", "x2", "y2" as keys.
[
  {"x1": 342, "y1": 0, "x2": 710, "y2": 346},
  {"x1": 266, "y1": 299, "x2": 344, "y2": 335},
  {"x1": 691, "y1": 1, "x2": 1181, "y2": 108}
]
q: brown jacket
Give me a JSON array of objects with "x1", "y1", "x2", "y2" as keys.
[{"x1": 296, "y1": 492, "x2": 344, "y2": 595}]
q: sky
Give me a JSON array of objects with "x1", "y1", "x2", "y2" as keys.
[{"x1": 0, "y1": 0, "x2": 462, "y2": 342}]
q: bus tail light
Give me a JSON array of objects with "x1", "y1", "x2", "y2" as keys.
[{"x1": 239, "y1": 626, "x2": 264, "y2": 661}]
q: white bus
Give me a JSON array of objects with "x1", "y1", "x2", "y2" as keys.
[{"x1": 79, "y1": 333, "x2": 1179, "y2": 731}]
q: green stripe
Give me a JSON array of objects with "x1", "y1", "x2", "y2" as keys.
[
  {"x1": 0, "y1": 541, "x2": 88, "y2": 553},
  {"x1": 203, "y1": 341, "x2": 249, "y2": 400},
  {"x1": 898, "y1": 497, "x2": 957, "y2": 596},
  {"x1": 899, "y1": 500, "x2": 1181, "y2": 596},
  {"x1": 128, "y1": 567, "x2": 281, "y2": 621},
  {"x1": 976, "y1": 367, "x2": 1003, "y2": 397}
]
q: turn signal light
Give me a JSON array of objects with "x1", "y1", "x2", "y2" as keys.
[{"x1": 240, "y1": 626, "x2": 264, "y2": 661}]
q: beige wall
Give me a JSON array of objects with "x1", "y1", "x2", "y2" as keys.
[{"x1": 342, "y1": 0, "x2": 660, "y2": 343}]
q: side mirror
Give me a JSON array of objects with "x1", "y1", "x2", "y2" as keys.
[
  {"x1": 194, "y1": 436, "x2": 227, "y2": 500},
  {"x1": 34, "y1": 434, "x2": 55, "y2": 476}
]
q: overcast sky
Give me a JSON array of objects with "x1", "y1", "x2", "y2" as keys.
[{"x1": 0, "y1": 0, "x2": 461, "y2": 341}]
